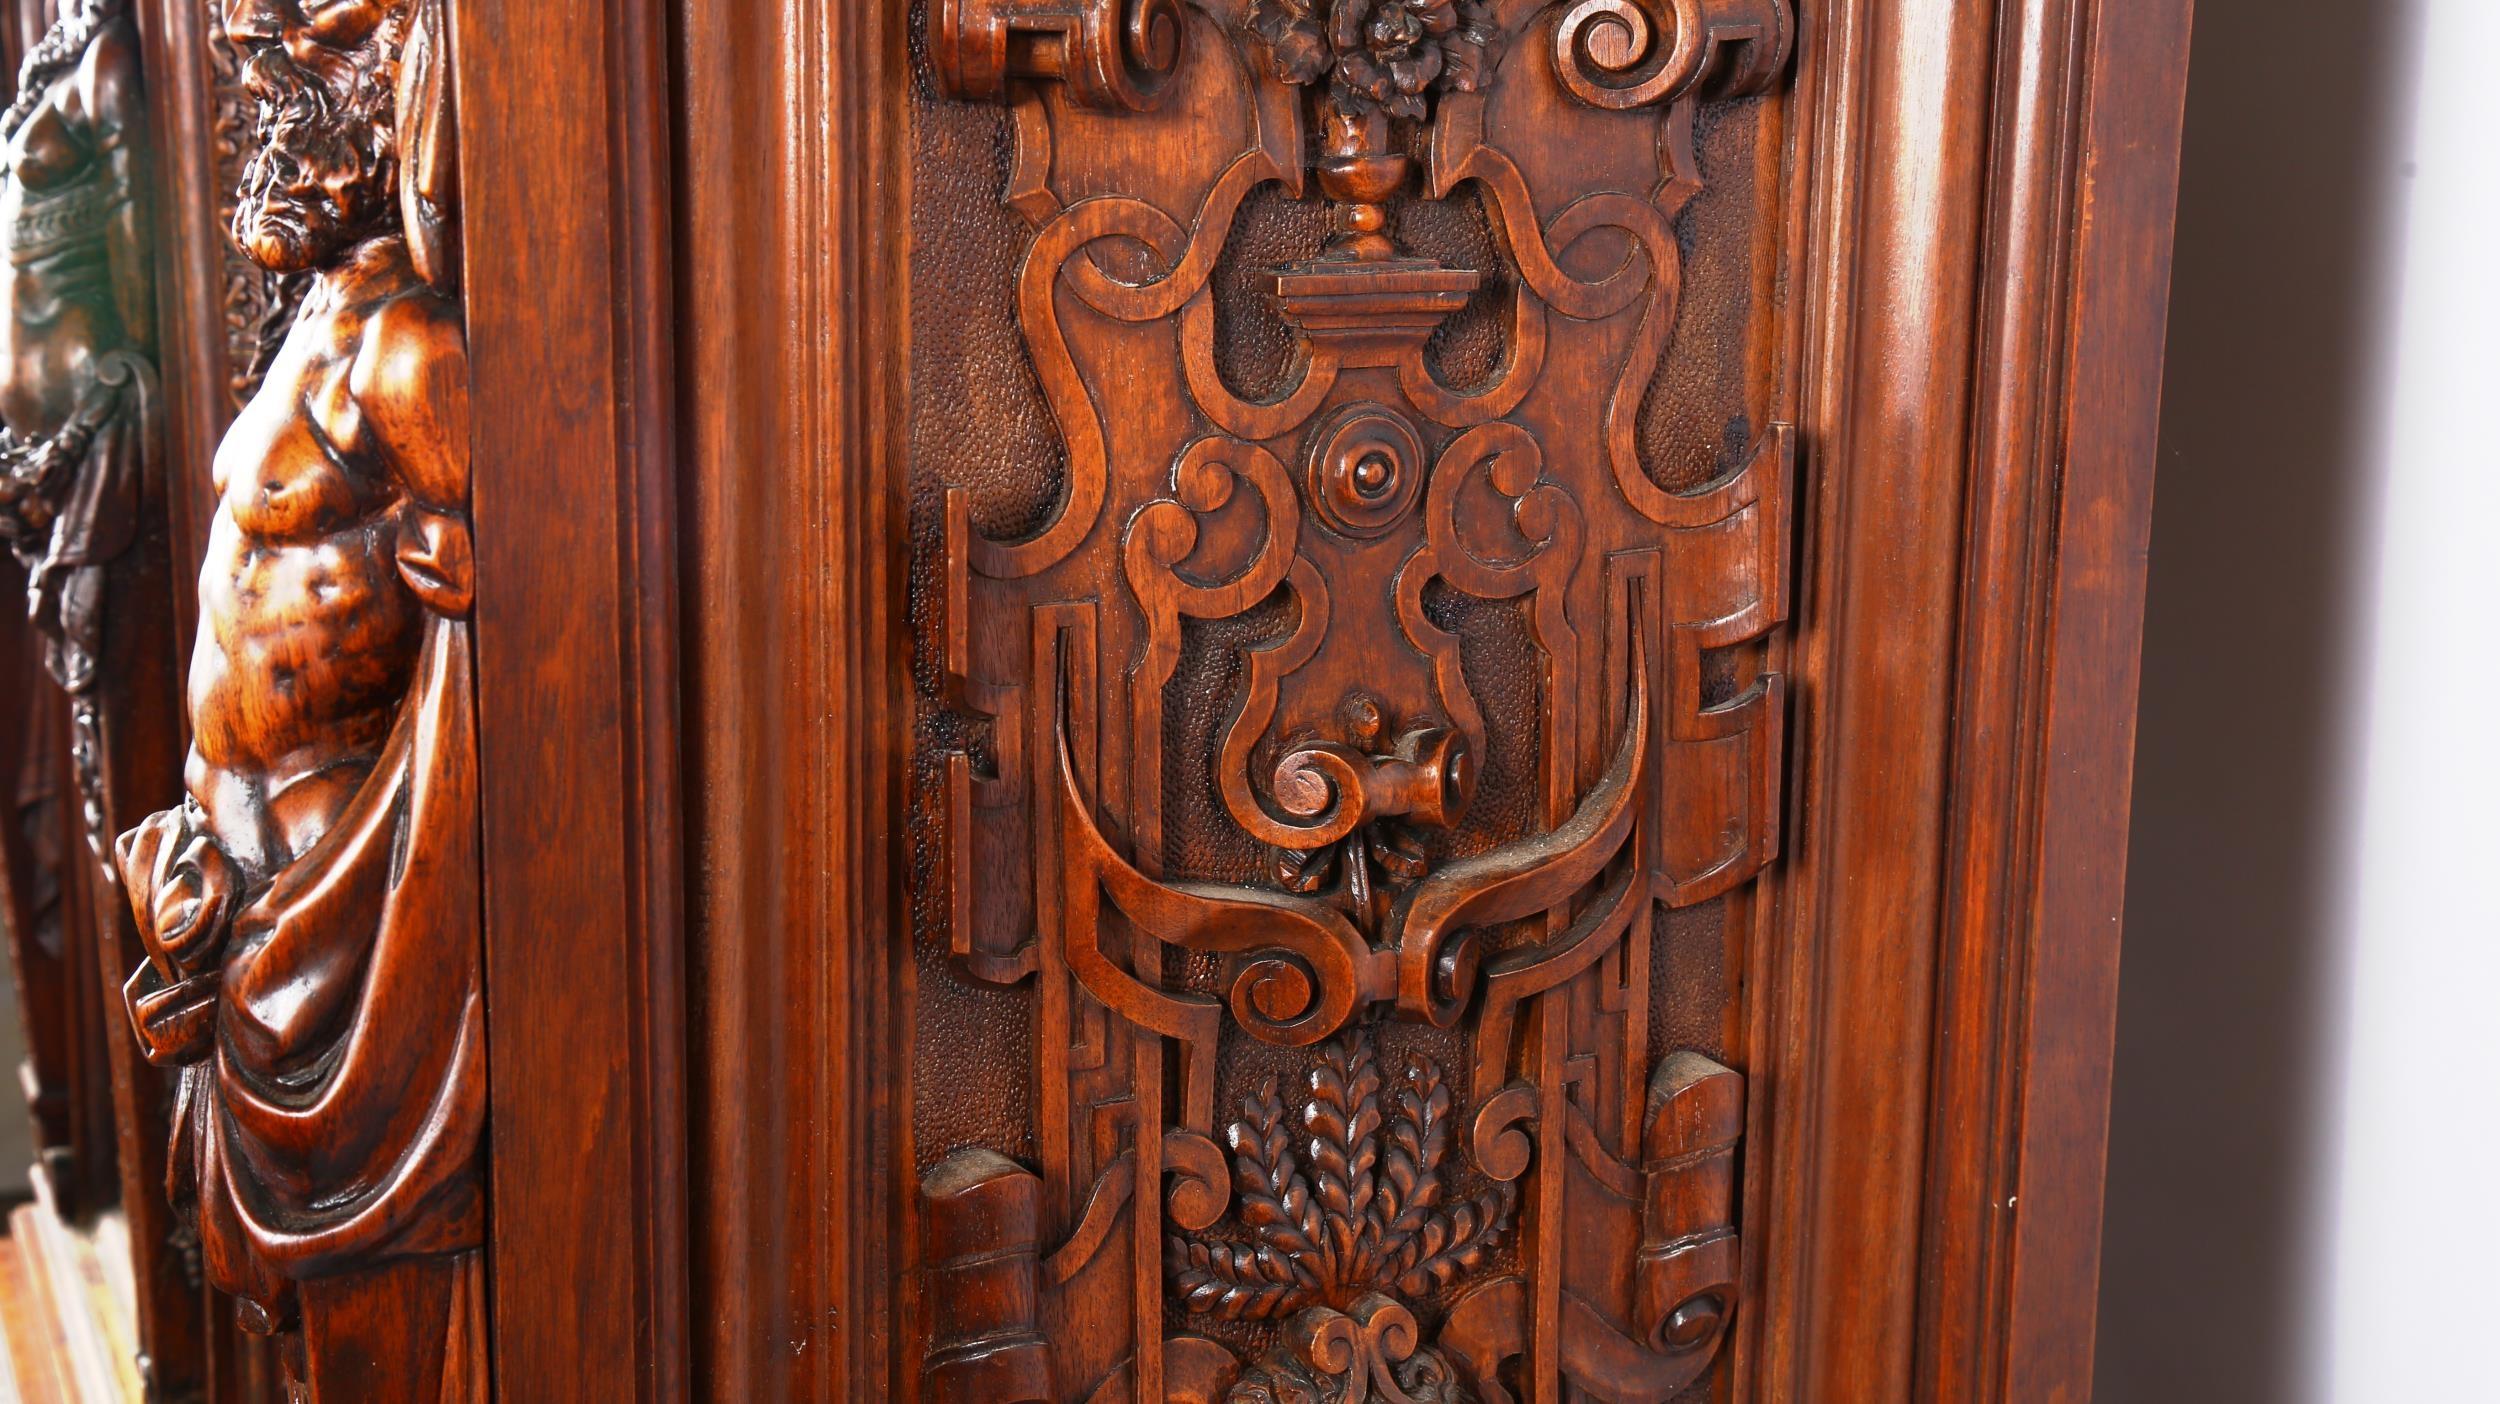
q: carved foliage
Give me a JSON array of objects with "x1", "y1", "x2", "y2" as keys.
[
  {"x1": 1171, "y1": 1030, "x2": 1513, "y2": 1319},
  {"x1": 1245, "y1": 0, "x2": 1497, "y2": 124},
  {"x1": 916, "y1": 0, "x2": 1791, "y2": 1397}
]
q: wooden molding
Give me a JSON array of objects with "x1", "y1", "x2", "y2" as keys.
[
  {"x1": 452, "y1": 0, "x2": 691, "y2": 1398},
  {"x1": 1743, "y1": 0, "x2": 2193, "y2": 1399},
  {"x1": 672, "y1": 0, "x2": 906, "y2": 1394}
]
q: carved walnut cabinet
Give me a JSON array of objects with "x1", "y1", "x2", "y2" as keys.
[{"x1": 0, "y1": 0, "x2": 2189, "y2": 1398}]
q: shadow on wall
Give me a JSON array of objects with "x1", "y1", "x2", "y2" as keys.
[{"x1": 2094, "y1": 3, "x2": 2419, "y2": 1402}]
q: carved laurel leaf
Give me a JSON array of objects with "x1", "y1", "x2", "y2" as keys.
[
  {"x1": 1168, "y1": 1236, "x2": 1304, "y2": 1320},
  {"x1": 1229, "y1": 1076, "x2": 1324, "y2": 1269},
  {"x1": 1177, "y1": 1033, "x2": 1510, "y2": 1327},
  {"x1": 1376, "y1": 1052, "x2": 1451, "y2": 1277},
  {"x1": 1173, "y1": 1077, "x2": 1329, "y2": 1320},
  {"x1": 1392, "y1": 1179, "x2": 1516, "y2": 1300},
  {"x1": 1305, "y1": 1033, "x2": 1383, "y2": 1282}
]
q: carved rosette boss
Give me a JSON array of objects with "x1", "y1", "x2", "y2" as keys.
[
  {"x1": 923, "y1": 0, "x2": 1792, "y2": 1400},
  {"x1": 114, "y1": 0, "x2": 481, "y2": 1396}
]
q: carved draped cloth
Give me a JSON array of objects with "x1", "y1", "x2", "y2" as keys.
[
  {"x1": 4, "y1": 349, "x2": 156, "y2": 694},
  {"x1": 140, "y1": 616, "x2": 484, "y2": 1318}
]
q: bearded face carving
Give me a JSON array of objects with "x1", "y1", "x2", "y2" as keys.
[
  {"x1": 117, "y1": 0, "x2": 483, "y2": 1396},
  {"x1": 229, "y1": 41, "x2": 398, "y2": 271}
]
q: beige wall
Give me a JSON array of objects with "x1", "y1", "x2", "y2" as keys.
[{"x1": 2100, "y1": 0, "x2": 2500, "y2": 1399}]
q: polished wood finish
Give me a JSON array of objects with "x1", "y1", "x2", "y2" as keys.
[
  {"x1": 0, "y1": 3, "x2": 215, "y2": 1395},
  {"x1": 0, "y1": 559, "x2": 118, "y2": 1220},
  {"x1": 672, "y1": 0, "x2": 901, "y2": 1395},
  {"x1": 902, "y1": 1, "x2": 1791, "y2": 1394},
  {"x1": 0, "y1": 0, "x2": 2189, "y2": 1395},
  {"x1": 113, "y1": 0, "x2": 485, "y2": 1396},
  {"x1": 668, "y1": 0, "x2": 2187, "y2": 1397},
  {"x1": 453, "y1": 0, "x2": 689, "y2": 1397}
]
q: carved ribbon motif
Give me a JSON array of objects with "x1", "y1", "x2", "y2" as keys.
[{"x1": 923, "y1": 0, "x2": 1791, "y2": 1397}]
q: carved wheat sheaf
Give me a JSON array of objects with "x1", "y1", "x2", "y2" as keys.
[
  {"x1": 919, "y1": 0, "x2": 1792, "y2": 1397},
  {"x1": 1170, "y1": 1030, "x2": 1515, "y2": 1320}
]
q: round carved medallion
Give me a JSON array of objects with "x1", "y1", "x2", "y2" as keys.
[{"x1": 1305, "y1": 402, "x2": 1427, "y2": 540}]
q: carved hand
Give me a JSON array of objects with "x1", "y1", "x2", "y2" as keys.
[{"x1": 114, "y1": 803, "x2": 240, "y2": 1065}]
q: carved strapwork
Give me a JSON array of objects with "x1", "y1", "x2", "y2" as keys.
[
  {"x1": 915, "y1": 0, "x2": 1792, "y2": 1396},
  {"x1": 923, "y1": 1150, "x2": 1057, "y2": 1400},
  {"x1": 114, "y1": 0, "x2": 485, "y2": 1397}
]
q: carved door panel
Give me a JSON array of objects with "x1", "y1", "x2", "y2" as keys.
[
  {"x1": 907, "y1": 1, "x2": 1788, "y2": 1399},
  {"x1": 0, "y1": 0, "x2": 2185, "y2": 1395},
  {"x1": 814, "y1": 0, "x2": 2195, "y2": 1398}
]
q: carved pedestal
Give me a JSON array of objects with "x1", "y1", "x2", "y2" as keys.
[{"x1": 913, "y1": 0, "x2": 1791, "y2": 1397}]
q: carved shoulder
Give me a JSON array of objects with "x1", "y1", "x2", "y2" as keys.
[
  {"x1": 350, "y1": 287, "x2": 470, "y2": 513},
  {"x1": 73, "y1": 16, "x2": 144, "y2": 148}
]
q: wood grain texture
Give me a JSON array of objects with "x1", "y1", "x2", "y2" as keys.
[
  {"x1": 111, "y1": 1, "x2": 494, "y2": 1396},
  {"x1": 905, "y1": 1, "x2": 1790, "y2": 1398},
  {"x1": 1748, "y1": 0, "x2": 2001, "y2": 1395},
  {"x1": 452, "y1": 0, "x2": 689, "y2": 1396},
  {"x1": 671, "y1": 0, "x2": 905, "y2": 1396},
  {"x1": 0, "y1": 0, "x2": 2192, "y2": 1393},
  {"x1": 1987, "y1": 0, "x2": 2192, "y2": 1396},
  {"x1": 1742, "y1": 0, "x2": 2193, "y2": 1400}
]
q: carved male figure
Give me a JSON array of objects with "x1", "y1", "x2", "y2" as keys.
[
  {"x1": 115, "y1": 0, "x2": 482, "y2": 1396},
  {"x1": 0, "y1": 0, "x2": 157, "y2": 858}
]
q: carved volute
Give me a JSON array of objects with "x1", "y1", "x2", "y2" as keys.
[
  {"x1": 0, "y1": 0, "x2": 2196, "y2": 1391},
  {"x1": 916, "y1": 0, "x2": 1791, "y2": 1397}
]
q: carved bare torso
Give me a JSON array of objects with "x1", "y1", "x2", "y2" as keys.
[
  {"x1": 0, "y1": 13, "x2": 140, "y2": 441},
  {"x1": 186, "y1": 236, "x2": 464, "y2": 875}
]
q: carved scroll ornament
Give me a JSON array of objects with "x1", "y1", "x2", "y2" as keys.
[
  {"x1": 920, "y1": 0, "x2": 1791, "y2": 1397},
  {"x1": 114, "y1": 0, "x2": 481, "y2": 1397}
]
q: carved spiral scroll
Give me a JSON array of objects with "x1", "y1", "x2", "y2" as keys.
[
  {"x1": 1434, "y1": 146, "x2": 1783, "y2": 533},
  {"x1": 976, "y1": 155, "x2": 1290, "y2": 578},
  {"x1": 1552, "y1": 0, "x2": 1793, "y2": 111},
  {"x1": 1058, "y1": 721, "x2": 1396, "y2": 1128},
  {"x1": 1388, "y1": 644, "x2": 1647, "y2": 1027},
  {"x1": 1124, "y1": 437, "x2": 1302, "y2": 635},
  {"x1": 1395, "y1": 421, "x2": 1583, "y2": 790}
]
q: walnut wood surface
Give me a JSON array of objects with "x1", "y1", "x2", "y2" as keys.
[
  {"x1": 455, "y1": 0, "x2": 690, "y2": 1396},
  {"x1": 657, "y1": 0, "x2": 2188, "y2": 1399},
  {"x1": 0, "y1": 4, "x2": 220, "y2": 1397},
  {"x1": 901, "y1": 1, "x2": 1789, "y2": 1398},
  {"x1": 111, "y1": 0, "x2": 485, "y2": 1397},
  {"x1": 0, "y1": 0, "x2": 2190, "y2": 1396}
]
